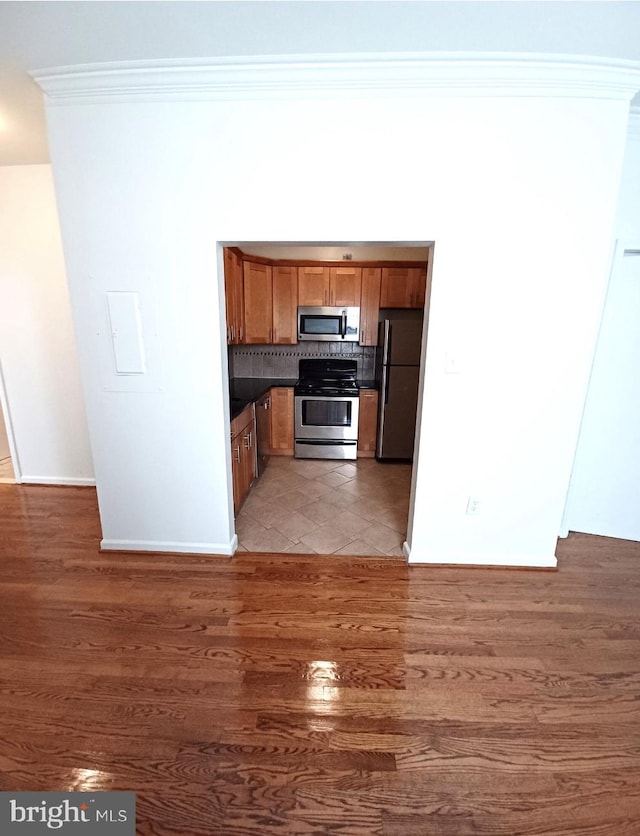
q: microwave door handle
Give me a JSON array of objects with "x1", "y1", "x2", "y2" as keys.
[{"x1": 341, "y1": 310, "x2": 347, "y2": 339}]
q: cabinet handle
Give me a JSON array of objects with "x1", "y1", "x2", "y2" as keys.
[
  {"x1": 234, "y1": 445, "x2": 241, "y2": 463},
  {"x1": 244, "y1": 431, "x2": 252, "y2": 450}
]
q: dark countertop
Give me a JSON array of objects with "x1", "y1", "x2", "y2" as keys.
[
  {"x1": 229, "y1": 378, "x2": 297, "y2": 420},
  {"x1": 229, "y1": 377, "x2": 379, "y2": 419}
]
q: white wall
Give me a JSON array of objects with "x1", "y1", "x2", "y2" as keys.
[
  {"x1": 562, "y1": 113, "x2": 640, "y2": 541},
  {"x1": 42, "y1": 61, "x2": 634, "y2": 563},
  {"x1": 0, "y1": 165, "x2": 93, "y2": 484}
]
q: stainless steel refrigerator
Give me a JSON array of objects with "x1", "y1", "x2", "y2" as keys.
[{"x1": 376, "y1": 319, "x2": 423, "y2": 460}]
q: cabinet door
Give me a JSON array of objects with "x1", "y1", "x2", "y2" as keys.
[
  {"x1": 240, "y1": 417, "x2": 257, "y2": 499},
  {"x1": 357, "y1": 390, "x2": 379, "y2": 456},
  {"x1": 230, "y1": 430, "x2": 243, "y2": 512},
  {"x1": 359, "y1": 267, "x2": 381, "y2": 346},
  {"x1": 330, "y1": 266, "x2": 361, "y2": 307},
  {"x1": 255, "y1": 392, "x2": 272, "y2": 457},
  {"x1": 270, "y1": 387, "x2": 294, "y2": 455},
  {"x1": 231, "y1": 406, "x2": 254, "y2": 513},
  {"x1": 232, "y1": 252, "x2": 245, "y2": 342},
  {"x1": 243, "y1": 261, "x2": 273, "y2": 343},
  {"x1": 272, "y1": 265, "x2": 298, "y2": 345},
  {"x1": 298, "y1": 266, "x2": 330, "y2": 306},
  {"x1": 223, "y1": 248, "x2": 234, "y2": 343},
  {"x1": 380, "y1": 266, "x2": 427, "y2": 309},
  {"x1": 380, "y1": 267, "x2": 413, "y2": 308},
  {"x1": 232, "y1": 413, "x2": 256, "y2": 513},
  {"x1": 223, "y1": 248, "x2": 244, "y2": 344},
  {"x1": 411, "y1": 267, "x2": 428, "y2": 308}
]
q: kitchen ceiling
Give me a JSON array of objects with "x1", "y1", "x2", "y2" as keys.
[
  {"x1": 1, "y1": 1, "x2": 640, "y2": 166},
  {"x1": 238, "y1": 244, "x2": 431, "y2": 262}
]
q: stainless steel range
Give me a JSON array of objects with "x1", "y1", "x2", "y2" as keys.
[{"x1": 294, "y1": 359, "x2": 359, "y2": 460}]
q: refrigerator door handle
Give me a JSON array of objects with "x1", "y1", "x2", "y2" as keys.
[
  {"x1": 376, "y1": 364, "x2": 388, "y2": 458},
  {"x1": 382, "y1": 320, "x2": 391, "y2": 364}
]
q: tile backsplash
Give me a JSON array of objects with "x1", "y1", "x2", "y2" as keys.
[{"x1": 229, "y1": 341, "x2": 376, "y2": 379}]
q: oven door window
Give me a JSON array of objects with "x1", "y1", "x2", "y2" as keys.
[{"x1": 302, "y1": 399, "x2": 352, "y2": 427}]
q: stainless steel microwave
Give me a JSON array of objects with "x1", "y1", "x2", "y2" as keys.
[{"x1": 297, "y1": 306, "x2": 360, "y2": 342}]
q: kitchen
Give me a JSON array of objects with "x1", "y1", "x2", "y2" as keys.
[{"x1": 225, "y1": 243, "x2": 430, "y2": 556}]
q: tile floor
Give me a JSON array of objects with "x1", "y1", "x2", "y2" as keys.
[
  {"x1": 236, "y1": 456, "x2": 412, "y2": 556},
  {"x1": 0, "y1": 457, "x2": 15, "y2": 482}
]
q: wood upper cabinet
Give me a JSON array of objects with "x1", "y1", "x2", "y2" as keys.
[
  {"x1": 243, "y1": 261, "x2": 273, "y2": 344},
  {"x1": 412, "y1": 266, "x2": 428, "y2": 308},
  {"x1": 298, "y1": 266, "x2": 330, "y2": 306},
  {"x1": 223, "y1": 248, "x2": 244, "y2": 344},
  {"x1": 358, "y1": 389, "x2": 379, "y2": 457},
  {"x1": 271, "y1": 265, "x2": 298, "y2": 345},
  {"x1": 380, "y1": 266, "x2": 427, "y2": 309},
  {"x1": 244, "y1": 261, "x2": 297, "y2": 345},
  {"x1": 298, "y1": 265, "x2": 362, "y2": 307},
  {"x1": 270, "y1": 387, "x2": 294, "y2": 455},
  {"x1": 330, "y1": 266, "x2": 362, "y2": 307},
  {"x1": 359, "y1": 267, "x2": 381, "y2": 346}
]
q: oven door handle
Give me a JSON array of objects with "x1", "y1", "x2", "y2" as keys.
[{"x1": 341, "y1": 310, "x2": 347, "y2": 340}]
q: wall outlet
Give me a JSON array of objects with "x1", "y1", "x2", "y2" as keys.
[
  {"x1": 444, "y1": 351, "x2": 461, "y2": 374},
  {"x1": 466, "y1": 496, "x2": 481, "y2": 515}
]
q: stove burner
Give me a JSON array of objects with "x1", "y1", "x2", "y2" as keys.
[{"x1": 295, "y1": 359, "x2": 359, "y2": 397}]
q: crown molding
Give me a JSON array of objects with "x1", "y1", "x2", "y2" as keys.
[{"x1": 31, "y1": 52, "x2": 640, "y2": 105}]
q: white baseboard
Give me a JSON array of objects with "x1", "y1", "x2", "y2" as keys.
[
  {"x1": 406, "y1": 549, "x2": 558, "y2": 568},
  {"x1": 101, "y1": 537, "x2": 236, "y2": 556},
  {"x1": 19, "y1": 475, "x2": 96, "y2": 487}
]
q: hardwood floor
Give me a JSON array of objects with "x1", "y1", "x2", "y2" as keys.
[{"x1": 1, "y1": 484, "x2": 639, "y2": 835}]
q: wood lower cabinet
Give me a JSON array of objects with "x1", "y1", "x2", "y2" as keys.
[
  {"x1": 231, "y1": 405, "x2": 256, "y2": 513},
  {"x1": 358, "y1": 389, "x2": 379, "y2": 457},
  {"x1": 359, "y1": 267, "x2": 381, "y2": 346},
  {"x1": 380, "y1": 266, "x2": 427, "y2": 309},
  {"x1": 270, "y1": 387, "x2": 294, "y2": 455}
]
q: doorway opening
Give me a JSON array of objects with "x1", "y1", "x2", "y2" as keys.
[{"x1": 223, "y1": 241, "x2": 433, "y2": 557}]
